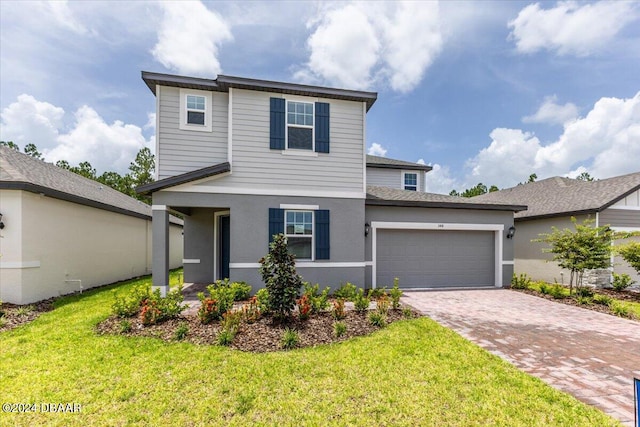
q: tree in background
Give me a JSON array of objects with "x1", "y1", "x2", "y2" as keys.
[
  {"x1": 617, "y1": 242, "x2": 640, "y2": 275},
  {"x1": 0, "y1": 140, "x2": 19, "y2": 150},
  {"x1": 450, "y1": 183, "x2": 499, "y2": 198},
  {"x1": 576, "y1": 171, "x2": 595, "y2": 181}
]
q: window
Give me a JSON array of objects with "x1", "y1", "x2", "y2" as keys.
[
  {"x1": 179, "y1": 89, "x2": 212, "y2": 132},
  {"x1": 285, "y1": 210, "x2": 313, "y2": 260},
  {"x1": 404, "y1": 172, "x2": 418, "y2": 191},
  {"x1": 287, "y1": 101, "x2": 314, "y2": 150},
  {"x1": 186, "y1": 95, "x2": 205, "y2": 125}
]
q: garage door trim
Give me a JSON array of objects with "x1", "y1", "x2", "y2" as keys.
[{"x1": 371, "y1": 221, "x2": 505, "y2": 289}]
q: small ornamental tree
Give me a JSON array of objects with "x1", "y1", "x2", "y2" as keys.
[
  {"x1": 617, "y1": 242, "x2": 640, "y2": 274},
  {"x1": 259, "y1": 234, "x2": 303, "y2": 319},
  {"x1": 535, "y1": 218, "x2": 615, "y2": 294}
]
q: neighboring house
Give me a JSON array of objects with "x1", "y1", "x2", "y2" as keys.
[
  {"x1": 0, "y1": 147, "x2": 183, "y2": 304},
  {"x1": 474, "y1": 173, "x2": 640, "y2": 285},
  {"x1": 138, "y1": 71, "x2": 526, "y2": 294}
]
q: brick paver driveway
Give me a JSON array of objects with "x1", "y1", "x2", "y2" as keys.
[{"x1": 403, "y1": 289, "x2": 640, "y2": 426}]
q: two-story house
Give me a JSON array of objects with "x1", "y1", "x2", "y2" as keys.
[{"x1": 138, "y1": 72, "x2": 526, "y2": 294}]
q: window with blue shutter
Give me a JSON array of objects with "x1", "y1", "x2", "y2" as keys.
[
  {"x1": 315, "y1": 209, "x2": 330, "y2": 260},
  {"x1": 314, "y1": 102, "x2": 330, "y2": 153},
  {"x1": 270, "y1": 98, "x2": 285, "y2": 150},
  {"x1": 268, "y1": 208, "x2": 284, "y2": 244}
]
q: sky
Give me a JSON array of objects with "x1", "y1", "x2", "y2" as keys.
[{"x1": 1, "y1": 0, "x2": 639, "y2": 194}]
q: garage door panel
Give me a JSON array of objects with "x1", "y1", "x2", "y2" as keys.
[{"x1": 377, "y1": 229, "x2": 495, "y2": 288}]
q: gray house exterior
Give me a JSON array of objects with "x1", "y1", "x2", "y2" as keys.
[
  {"x1": 139, "y1": 71, "x2": 525, "y2": 294},
  {"x1": 475, "y1": 173, "x2": 640, "y2": 285}
]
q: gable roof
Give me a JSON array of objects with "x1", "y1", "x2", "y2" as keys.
[
  {"x1": 0, "y1": 146, "x2": 167, "y2": 221},
  {"x1": 142, "y1": 71, "x2": 378, "y2": 111},
  {"x1": 473, "y1": 172, "x2": 640, "y2": 220},
  {"x1": 366, "y1": 185, "x2": 527, "y2": 212},
  {"x1": 366, "y1": 155, "x2": 432, "y2": 172}
]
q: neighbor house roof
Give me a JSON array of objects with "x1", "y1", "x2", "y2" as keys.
[
  {"x1": 142, "y1": 71, "x2": 378, "y2": 111},
  {"x1": 366, "y1": 155, "x2": 432, "y2": 172},
  {"x1": 366, "y1": 185, "x2": 527, "y2": 212},
  {"x1": 0, "y1": 146, "x2": 180, "y2": 223},
  {"x1": 473, "y1": 172, "x2": 640, "y2": 220}
]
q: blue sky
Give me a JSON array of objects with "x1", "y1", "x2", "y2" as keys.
[{"x1": 1, "y1": 0, "x2": 639, "y2": 193}]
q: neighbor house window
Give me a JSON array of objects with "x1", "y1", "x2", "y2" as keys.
[
  {"x1": 179, "y1": 89, "x2": 212, "y2": 132},
  {"x1": 285, "y1": 210, "x2": 313, "y2": 260},
  {"x1": 404, "y1": 172, "x2": 418, "y2": 191},
  {"x1": 186, "y1": 95, "x2": 205, "y2": 125},
  {"x1": 287, "y1": 101, "x2": 314, "y2": 150}
]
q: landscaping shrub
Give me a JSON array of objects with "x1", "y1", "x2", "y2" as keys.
[
  {"x1": 352, "y1": 288, "x2": 370, "y2": 313},
  {"x1": 301, "y1": 282, "x2": 330, "y2": 313},
  {"x1": 209, "y1": 278, "x2": 252, "y2": 301},
  {"x1": 575, "y1": 296, "x2": 592, "y2": 305},
  {"x1": 296, "y1": 294, "x2": 312, "y2": 320},
  {"x1": 548, "y1": 284, "x2": 567, "y2": 299},
  {"x1": 333, "y1": 321, "x2": 347, "y2": 338},
  {"x1": 218, "y1": 310, "x2": 242, "y2": 346},
  {"x1": 511, "y1": 273, "x2": 532, "y2": 290},
  {"x1": 332, "y1": 299, "x2": 346, "y2": 320},
  {"x1": 140, "y1": 300, "x2": 161, "y2": 325},
  {"x1": 240, "y1": 297, "x2": 261, "y2": 323},
  {"x1": 112, "y1": 284, "x2": 150, "y2": 317},
  {"x1": 539, "y1": 283, "x2": 551, "y2": 295},
  {"x1": 390, "y1": 278, "x2": 402, "y2": 309},
  {"x1": 139, "y1": 287, "x2": 186, "y2": 326},
  {"x1": 0, "y1": 300, "x2": 4, "y2": 318},
  {"x1": 402, "y1": 307, "x2": 414, "y2": 318},
  {"x1": 574, "y1": 286, "x2": 594, "y2": 298},
  {"x1": 368, "y1": 287, "x2": 387, "y2": 299},
  {"x1": 368, "y1": 311, "x2": 386, "y2": 327},
  {"x1": 610, "y1": 302, "x2": 630, "y2": 317},
  {"x1": 174, "y1": 322, "x2": 189, "y2": 341},
  {"x1": 197, "y1": 285, "x2": 235, "y2": 324},
  {"x1": 333, "y1": 282, "x2": 357, "y2": 300},
  {"x1": 617, "y1": 242, "x2": 640, "y2": 274},
  {"x1": 281, "y1": 328, "x2": 299, "y2": 350},
  {"x1": 593, "y1": 294, "x2": 613, "y2": 306},
  {"x1": 255, "y1": 289, "x2": 271, "y2": 315},
  {"x1": 376, "y1": 294, "x2": 391, "y2": 314},
  {"x1": 119, "y1": 319, "x2": 132, "y2": 334},
  {"x1": 612, "y1": 273, "x2": 635, "y2": 291},
  {"x1": 259, "y1": 234, "x2": 303, "y2": 319}
]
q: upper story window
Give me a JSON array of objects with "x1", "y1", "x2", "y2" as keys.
[
  {"x1": 179, "y1": 89, "x2": 212, "y2": 132},
  {"x1": 403, "y1": 172, "x2": 418, "y2": 191},
  {"x1": 287, "y1": 101, "x2": 314, "y2": 150},
  {"x1": 285, "y1": 210, "x2": 314, "y2": 260}
]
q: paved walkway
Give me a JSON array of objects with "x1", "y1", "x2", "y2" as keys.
[{"x1": 402, "y1": 289, "x2": 640, "y2": 426}]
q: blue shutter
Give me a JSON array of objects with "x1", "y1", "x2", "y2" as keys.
[
  {"x1": 268, "y1": 208, "x2": 284, "y2": 244},
  {"x1": 270, "y1": 98, "x2": 285, "y2": 150},
  {"x1": 315, "y1": 102, "x2": 330, "y2": 153},
  {"x1": 315, "y1": 209, "x2": 330, "y2": 260}
]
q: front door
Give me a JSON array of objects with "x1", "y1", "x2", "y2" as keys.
[{"x1": 219, "y1": 215, "x2": 230, "y2": 280}]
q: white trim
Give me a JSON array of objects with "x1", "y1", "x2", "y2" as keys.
[
  {"x1": 0, "y1": 261, "x2": 41, "y2": 269},
  {"x1": 595, "y1": 211, "x2": 599, "y2": 228},
  {"x1": 167, "y1": 184, "x2": 366, "y2": 199},
  {"x1": 607, "y1": 205, "x2": 640, "y2": 210},
  {"x1": 227, "y1": 87, "x2": 233, "y2": 165},
  {"x1": 229, "y1": 262, "x2": 366, "y2": 269},
  {"x1": 370, "y1": 221, "x2": 505, "y2": 289},
  {"x1": 179, "y1": 88, "x2": 212, "y2": 132},
  {"x1": 281, "y1": 150, "x2": 318, "y2": 157},
  {"x1": 284, "y1": 209, "x2": 315, "y2": 261},
  {"x1": 285, "y1": 99, "x2": 315, "y2": 152},
  {"x1": 611, "y1": 226, "x2": 640, "y2": 232},
  {"x1": 182, "y1": 259, "x2": 201, "y2": 264},
  {"x1": 401, "y1": 171, "x2": 418, "y2": 191},
  {"x1": 362, "y1": 102, "x2": 367, "y2": 194},
  {"x1": 214, "y1": 210, "x2": 231, "y2": 281},
  {"x1": 155, "y1": 84, "x2": 160, "y2": 180},
  {"x1": 364, "y1": 261, "x2": 373, "y2": 267},
  {"x1": 152, "y1": 205, "x2": 167, "y2": 211},
  {"x1": 501, "y1": 260, "x2": 515, "y2": 265},
  {"x1": 280, "y1": 204, "x2": 320, "y2": 210}
]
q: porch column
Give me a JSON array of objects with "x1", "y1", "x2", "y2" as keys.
[{"x1": 152, "y1": 205, "x2": 169, "y2": 296}]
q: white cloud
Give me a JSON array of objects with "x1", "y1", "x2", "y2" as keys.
[
  {"x1": 463, "y1": 92, "x2": 640, "y2": 187},
  {"x1": 152, "y1": 1, "x2": 232, "y2": 77},
  {"x1": 46, "y1": 0, "x2": 89, "y2": 35},
  {"x1": 508, "y1": 1, "x2": 638, "y2": 56},
  {"x1": 522, "y1": 95, "x2": 579, "y2": 125},
  {"x1": 416, "y1": 158, "x2": 426, "y2": 165},
  {"x1": 296, "y1": 1, "x2": 443, "y2": 92},
  {"x1": 0, "y1": 95, "x2": 152, "y2": 175},
  {"x1": 424, "y1": 163, "x2": 459, "y2": 194},
  {"x1": 368, "y1": 143, "x2": 387, "y2": 157}
]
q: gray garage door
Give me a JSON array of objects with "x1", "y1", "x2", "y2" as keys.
[{"x1": 376, "y1": 229, "x2": 495, "y2": 288}]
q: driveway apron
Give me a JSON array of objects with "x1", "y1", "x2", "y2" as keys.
[{"x1": 403, "y1": 289, "x2": 640, "y2": 426}]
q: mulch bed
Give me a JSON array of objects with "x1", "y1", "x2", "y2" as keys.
[
  {"x1": 512, "y1": 287, "x2": 639, "y2": 321},
  {"x1": 96, "y1": 306, "x2": 420, "y2": 352},
  {"x1": 0, "y1": 299, "x2": 55, "y2": 332}
]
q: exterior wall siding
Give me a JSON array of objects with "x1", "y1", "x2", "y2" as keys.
[
  {"x1": 366, "y1": 168, "x2": 424, "y2": 191},
  {"x1": 610, "y1": 189, "x2": 640, "y2": 208},
  {"x1": 599, "y1": 208, "x2": 640, "y2": 228},
  {"x1": 157, "y1": 86, "x2": 228, "y2": 179},
  {"x1": 0, "y1": 190, "x2": 183, "y2": 304},
  {"x1": 155, "y1": 191, "x2": 366, "y2": 288}
]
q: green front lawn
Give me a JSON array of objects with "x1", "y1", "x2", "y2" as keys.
[{"x1": 1, "y1": 274, "x2": 619, "y2": 426}]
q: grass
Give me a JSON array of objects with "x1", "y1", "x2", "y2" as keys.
[{"x1": 0, "y1": 272, "x2": 620, "y2": 426}]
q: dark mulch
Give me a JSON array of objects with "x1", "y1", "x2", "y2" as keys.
[
  {"x1": 512, "y1": 287, "x2": 639, "y2": 321},
  {"x1": 0, "y1": 299, "x2": 55, "y2": 332},
  {"x1": 96, "y1": 306, "x2": 420, "y2": 353}
]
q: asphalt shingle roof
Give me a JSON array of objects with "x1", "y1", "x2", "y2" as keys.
[
  {"x1": 1, "y1": 146, "x2": 156, "y2": 220},
  {"x1": 366, "y1": 185, "x2": 527, "y2": 212},
  {"x1": 473, "y1": 172, "x2": 640, "y2": 219},
  {"x1": 366, "y1": 155, "x2": 432, "y2": 171}
]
